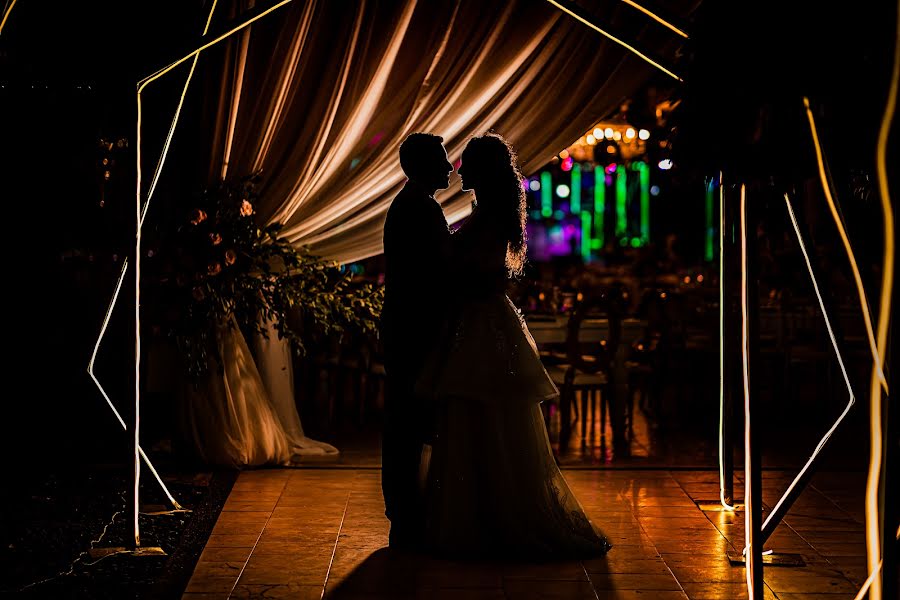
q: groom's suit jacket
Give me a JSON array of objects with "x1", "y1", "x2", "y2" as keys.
[{"x1": 382, "y1": 182, "x2": 451, "y2": 376}]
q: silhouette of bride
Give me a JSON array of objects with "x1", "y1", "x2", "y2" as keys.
[{"x1": 417, "y1": 133, "x2": 610, "y2": 559}]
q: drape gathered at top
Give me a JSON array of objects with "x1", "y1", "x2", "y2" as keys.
[{"x1": 202, "y1": 0, "x2": 693, "y2": 264}]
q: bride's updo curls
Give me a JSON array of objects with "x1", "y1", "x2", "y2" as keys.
[{"x1": 461, "y1": 132, "x2": 527, "y2": 277}]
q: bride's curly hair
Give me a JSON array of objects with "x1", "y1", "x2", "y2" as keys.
[{"x1": 463, "y1": 132, "x2": 527, "y2": 277}]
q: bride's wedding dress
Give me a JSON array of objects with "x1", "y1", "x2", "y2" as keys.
[
  {"x1": 418, "y1": 215, "x2": 610, "y2": 559},
  {"x1": 253, "y1": 318, "x2": 340, "y2": 459},
  {"x1": 179, "y1": 316, "x2": 338, "y2": 467}
]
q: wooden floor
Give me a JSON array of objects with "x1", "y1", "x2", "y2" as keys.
[{"x1": 182, "y1": 468, "x2": 868, "y2": 599}]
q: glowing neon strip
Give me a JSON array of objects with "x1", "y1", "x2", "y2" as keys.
[
  {"x1": 615, "y1": 164, "x2": 627, "y2": 237},
  {"x1": 141, "y1": 0, "x2": 219, "y2": 226},
  {"x1": 571, "y1": 163, "x2": 582, "y2": 213},
  {"x1": 543, "y1": 0, "x2": 682, "y2": 81},
  {"x1": 637, "y1": 161, "x2": 649, "y2": 243},
  {"x1": 88, "y1": 259, "x2": 183, "y2": 510},
  {"x1": 718, "y1": 172, "x2": 734, "y2": 511},
  {"x1": 619, "y1": 0, "x2": 688, "y2": 38},
  {"x1": 705, "y1": 178, "x2": 715, "y2": 262},
  {"x1": 134, "y1": 0, "x2": 295, "y2": 547},
  {"x1": 759, "y1": 193, "x2": 857, "y2": 534},
  {"x1": 541, "y1": 171, "x2": 553, "y2": 217},
  {"x1": 740, "y1": 184, "x2": 757, "y2": 599},
  {"x1": 803, "y1": 98, "x2": 886, "y2": 392},
  {"x1": 138, "y1": 0, "x2": 295, "y2": 86},
  {"x1": 581, "y1": 210, "x2": 591, "y2": 261},
  {"x1": 593, "y1": 166, "x2": 605, "y2": 248},
  {"x1": 0, "y1": 0, "x2": 16, "y2": 34},
  {"x1": 864, "y1": 6, "x2": 898, "y2": 596}
]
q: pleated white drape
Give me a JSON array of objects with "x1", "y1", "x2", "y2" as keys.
[{"x1": 204, "y1": 0, "x2": 691, "y2": 263}]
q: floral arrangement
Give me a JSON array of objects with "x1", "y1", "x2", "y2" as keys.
[{"x1": 149, "y1": 173, "x2": 383, "y2": 379}]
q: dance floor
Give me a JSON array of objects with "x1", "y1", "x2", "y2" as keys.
[{"x1": 182, "y1": 468, "x2": 867, "y2": 599}]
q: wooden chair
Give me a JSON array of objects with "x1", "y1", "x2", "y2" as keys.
[{"x1": 545, "y1": 295, "x2": 622, "y2": 447}]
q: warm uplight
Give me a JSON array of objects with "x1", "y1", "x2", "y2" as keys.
[
  {"x1": 683, "y1": 276, "x2": 691, "y2": 284},
  {"x1": 625, "y1": 128, "x2": 635, "y2": 139},
  {"x1": 639, "y1": 128, "x2": 650, "y2": 140},
  {"x1": 539, "y1": 293, "x2": 546, "y2": 301},
  {"x1": 697, "y1": 274, "x2": 704, "y2": 282},
  {"x1": 576, "y1": 293, "x2": 583, "y2": 301},
  {"x1": 606, "y1": 146, "x2": 616, "y2": 154}
]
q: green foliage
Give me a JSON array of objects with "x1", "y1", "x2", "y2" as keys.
[{"x1": 150, "y1": 173, "x2": 382, "y2": 379}]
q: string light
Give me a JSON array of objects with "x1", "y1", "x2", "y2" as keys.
[
  {"x1": 593, "y1": 127, "x2": 603, "y2": 139},
  {"x1": 543, "y1": 0, "x2": 683, "y2": 81},
  {"x1": 605, "y1": 127, "x2": 614, "y2": 138},
  {"x1": 639, "y1": 128, "x2": 650, "y2": 140}
]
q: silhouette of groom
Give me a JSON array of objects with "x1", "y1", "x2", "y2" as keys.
[{"x1": 381, "y1": 132, "x2": 452, "y2": 548}]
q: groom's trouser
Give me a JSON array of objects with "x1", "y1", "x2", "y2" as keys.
[
  {"x1": 382, "y1": 364, "x2": 424, "y2": 536},
  {"x1": 381, "y1": 303, "x2": 441, "y2": 538}
]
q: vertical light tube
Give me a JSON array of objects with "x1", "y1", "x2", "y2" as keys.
[
  {"x1": 593, "y1": 166, "x2": 605, "y2": 249},
  {"x1": 134, "y1": 86, "x2": 145, "y2": 548},
  {"x1": 718, "y1": 172, "x2": 734, "y2": 510},
  {"x1": 706, "y1": 178, "x2": 716, "y2": 262},
  {"x1": 581, "y1": 210, "x2": 592, "y2": 262},
  {"x1": 571, "y1": 163, "x2": 582, "y2": 213},
  {"x1": 638, "y1": 161, "x2": 650, "y2": 244},
  {"x1": 541, "y1": 171, "x2": 553, "y2": 218},
  {"x1": 616, "y1": 164, "x2": 627, "y2": 238},
  {"x1": 740, "y1": 184, "x2": 757, "y2": 598}
]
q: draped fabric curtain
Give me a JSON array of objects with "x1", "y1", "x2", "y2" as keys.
[{"x1": 202, "y1": 0, "x2": 691, "y2": 263}]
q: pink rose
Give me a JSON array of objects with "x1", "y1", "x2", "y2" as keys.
[
  {"x1": 209, "y1": 232, "x2": 222, "y2": 246},
  {"x1": 224, "y1": 249, "x2": 237, "y2": 266},
  {"x1": 240, "y1": 199, "x2": 254, "y2": 217}
]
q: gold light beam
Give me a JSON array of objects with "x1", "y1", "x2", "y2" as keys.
[
  {"x1": 619, "y1": 0, "x2": 688, "y2": 38},
  {"x1": 543, "y1": 0, "x2": 682, "y2": 81},
  {"x1": 88, "y1": 259, "x2": 185, "y2": 511}
]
